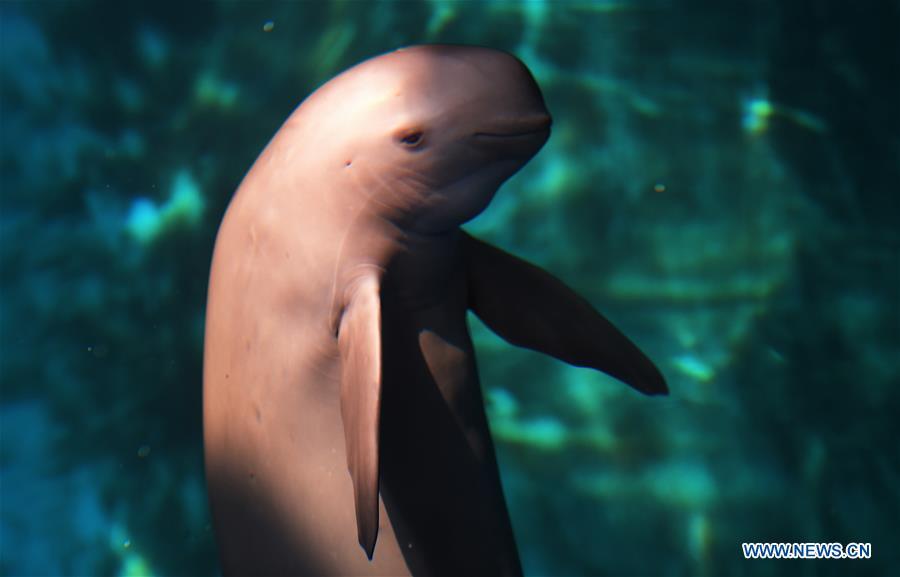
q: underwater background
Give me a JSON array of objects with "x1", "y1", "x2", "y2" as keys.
[{"x1": 1, "y1": 1, "x2": 898, "y2": 575}]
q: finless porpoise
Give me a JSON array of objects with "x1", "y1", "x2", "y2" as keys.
[{"x1": 203, "y1": 44, "x2": 667, "y2": 577}]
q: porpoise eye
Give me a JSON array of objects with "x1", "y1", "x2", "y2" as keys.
[{"x1": 397, "y1": 131, "x2": 424, "y2": 148}]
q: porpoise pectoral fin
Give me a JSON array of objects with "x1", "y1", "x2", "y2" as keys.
[
  {"x1": 462, "y1": 232, "x2": 668, "y2": 396},
  {"x1": 337, "y1": 274, "x2": 383, "y2": 559}
]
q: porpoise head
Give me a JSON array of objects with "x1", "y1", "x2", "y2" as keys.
[{"x1": 303, "y1": 44, "x2": 552, "y2": 234}]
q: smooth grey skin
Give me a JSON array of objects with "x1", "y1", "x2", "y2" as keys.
[{"x1": 204, "y1": 44, "x2": 667, "y2": 577}]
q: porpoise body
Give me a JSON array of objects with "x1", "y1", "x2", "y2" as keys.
[{"x1": 203, "y1": 44, "x2": 667, "y2": 576}]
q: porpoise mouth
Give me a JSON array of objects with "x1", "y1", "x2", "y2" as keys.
[{"x1": 473, "y1": 114, "x2": 552, "y2": 139}]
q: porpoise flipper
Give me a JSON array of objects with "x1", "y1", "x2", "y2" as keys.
[
  {"x1": 337, "y1": 274, "x2": 383, "y2": 559},
  {"x1": 462, "y1": 232, "x2": 668, "y2": 396}
]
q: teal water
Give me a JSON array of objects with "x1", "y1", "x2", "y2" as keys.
[{"x1": 1, "y1": 1, "x2": 897, "y2": 575}]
